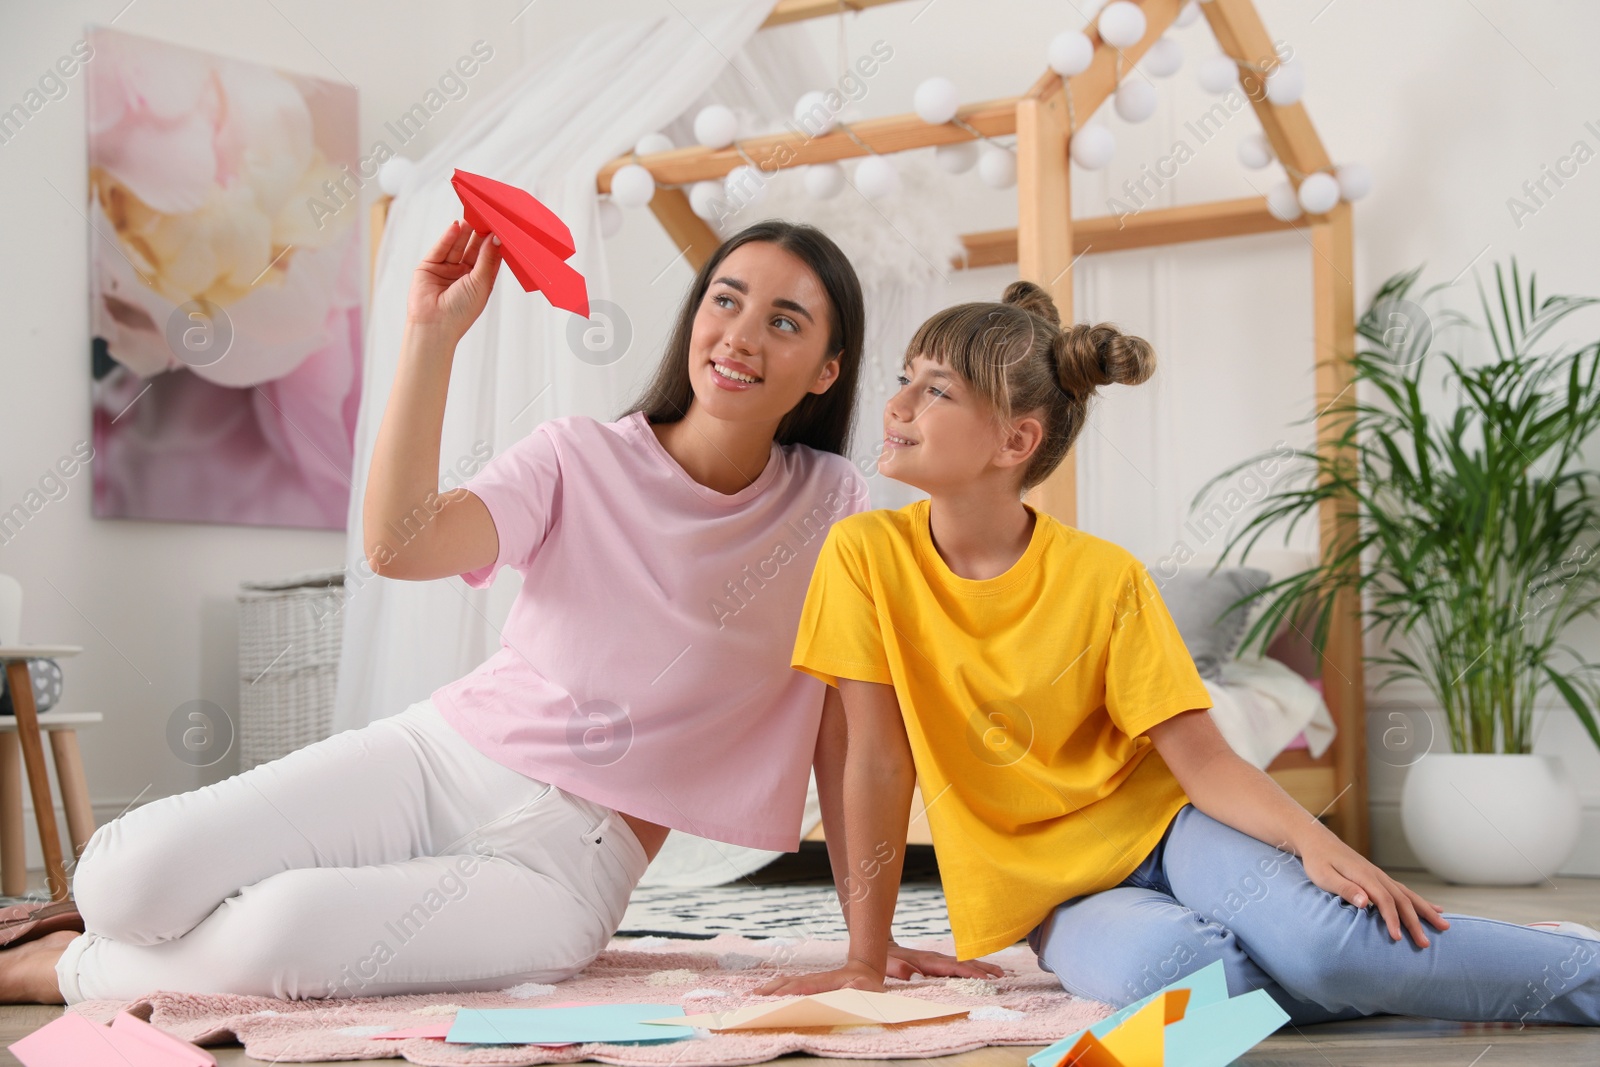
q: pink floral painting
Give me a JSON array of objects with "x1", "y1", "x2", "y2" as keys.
[{"x1": 87, "y1": 28, "x2": 362, "y2": 529}]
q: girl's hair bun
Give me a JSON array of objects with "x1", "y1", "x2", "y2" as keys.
[
  {"x1": 1001, "y1": 279, "x2": 1061, "y2": 327},
  {"x1": 1000, "y1": 279, "x2": 1154, "y2": 395},
  {"x1": 1056, "y1": 323, "x2": 1156, "y2": 393}
]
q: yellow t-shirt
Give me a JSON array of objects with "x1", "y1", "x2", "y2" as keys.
[{"x1": 791, "y1": 499, "x2": 1214, "y2": 959}]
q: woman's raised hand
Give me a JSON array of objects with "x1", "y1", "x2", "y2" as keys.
[{"x1": 407, "y1": 220, "x2": 503, "y2": 340}]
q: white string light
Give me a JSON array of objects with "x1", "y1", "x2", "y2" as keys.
[{"x1": 666, "y1": 6, "x2": 1367, "y2": 215}]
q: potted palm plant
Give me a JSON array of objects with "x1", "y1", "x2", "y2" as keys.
[{"x1": 1201, "y1": 259, "x2": 1600, "y2": 884}]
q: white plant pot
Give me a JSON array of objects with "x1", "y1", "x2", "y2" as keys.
[{"x1": 1400, "y1": 753, "x2": 1580, "y2": 885}]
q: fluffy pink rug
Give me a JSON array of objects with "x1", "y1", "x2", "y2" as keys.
[{"x1": 68, "y1": 934, "x2": 1110, "y2": 1064}]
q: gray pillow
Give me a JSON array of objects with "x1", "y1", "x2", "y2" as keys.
[
  {"x1": 1158, "y1": 567, "x2": 1272, "y2": 679},
  {"x1": 0, "y1": 657, "x2": 64, "y2": 714}
]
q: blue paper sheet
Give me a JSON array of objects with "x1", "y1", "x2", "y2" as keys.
[{"x1": 446, "y1": 1004, "x2": 696, "y2": 1045}]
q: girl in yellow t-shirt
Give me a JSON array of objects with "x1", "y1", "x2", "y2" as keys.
[{"x1": 761, "y1": 281, "x2": 1600, "y2": 1027}]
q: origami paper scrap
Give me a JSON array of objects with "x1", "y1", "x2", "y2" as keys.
[
  {"x1": 641, "y1": 988, "x2": 970, "y2": 1031},
  {"x1": 368, "y1": 1020, "x2": 453, "y2": 1040},
  {"x1": 446, "y1": 1004, "x2": 693, "y2": 1045},
  {"x1": 10, "y1": 1010, "x2": 216, "y2": 1067},
  {"x1": 450, "y1": 169, "x2": 589, "y2": 316},
  {"x1": 107, "y1": 1013, "x2": 217, "y2": 1067},
  {"x1": 1027, "y1": 960, "x2": 1288, "y2": 1067}
]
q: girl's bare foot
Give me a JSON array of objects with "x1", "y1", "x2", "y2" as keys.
[{"x1": 0, "y1": 930, "x2": 76, "y2": 1004}]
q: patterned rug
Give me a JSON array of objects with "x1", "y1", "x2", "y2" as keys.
[
  {"x1": 71, "y1": 934, "x2": 1104, "y2": 1065},
  {"x1": 619, "y1": 880, "x2": 952, "y2": 942}
]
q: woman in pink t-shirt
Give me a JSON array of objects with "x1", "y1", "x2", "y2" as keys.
[{"x1": 1, "y1": 217, "x2": 994, "y2": 1005}]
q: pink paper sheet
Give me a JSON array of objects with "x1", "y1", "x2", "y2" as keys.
[{"x1": 10, "y1": 1010, "x2": 216, "y2": 1067}]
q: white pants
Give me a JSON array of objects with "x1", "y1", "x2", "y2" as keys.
[{"x1": 57, "y1": 699, "x2": 649, "y2": 1003}]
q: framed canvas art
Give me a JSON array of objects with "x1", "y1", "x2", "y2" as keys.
[{"x1": 87, "y1": 26, "x2": 362, "y2": 529}]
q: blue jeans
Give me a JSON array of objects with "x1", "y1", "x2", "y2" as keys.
[{"x1": 1027, "y1": 804, "x2": 1600, "y2": 1027}]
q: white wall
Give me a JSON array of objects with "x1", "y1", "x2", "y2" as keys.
[{"x1": 3, "y1": 1, "x2": 1598, "y2": 873}]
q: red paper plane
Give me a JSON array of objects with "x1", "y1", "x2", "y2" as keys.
[{"x1": 450, "y1": 169, "x2": 590, "y2": 317}]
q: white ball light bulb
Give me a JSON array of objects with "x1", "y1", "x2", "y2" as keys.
[
  {"x1": 597, "y1": 198, "x2": 623, "y2": 238},
  {"x1": 689, "y1": 180, "x2": 725, "y2": 220},
  {"x1": 1070, "y1": 123, "x2": 1116, "y2": 169},
  {"x1": 609, "y1": 164, "x2": 655, "y2": 208},
  {"x1": 1198, "y1": 55, "x2": 1239, "y2": 94},
  {"x1": 854, "y1": 156, "x2": 899, "y2": 200},
  {"x1": 1174, "y1": 1, "x2": 1202, "y2": 27},
  {"x1": 1114, "y1": 79, "x2": 1159, "y2": 123},
  {"x1": 804, "y1": 162, "x2": 847, "y2": 199},
  {"x1": 693, "y1": 104, "x2": 738, "y2": 149},
  {"x1": 1265, "y1": 60, "x2": 1306, "y2": 106},
  {"x1": 376, "y1": 155, "x2": 416, "y2": 196},
  {"x1": 1336, "y1": 162, "x2": 1373, "y2": 202},
  {"x1": 1297, "y1": 172, "x2": 1340, "y2": 215},
  {"x1": 724, "y1": 164, "x2": 767, "y2": 212},
  {"x1": 633, "y1": 132, "x2": 674, "y2": 157},
  {"x1": 1266, "y1": 180, "x2": 1302, "y2": 222},
  {"x1": 793, "y1": 90, "x2": 836, "y2": 135},
  {"x1": 935, "y1": 141, "x2": 980, "y2": 174},
  {"x1": 1097, "y1": 2, "x2": 1147, "y2": 48},
  {"x1": 1142, "y1": 37, "x2": 1184, "y2": 78},
  {"x1": 978, "y1": 145, "x2": 1018, "y2": 188},
  {"x1": 1236, "y1": 131, "x2": 1274, "y2": 169},
  {"x1": 1047, "y1": 31, "x2": 1094, "y2": 76},
  {"x1": 914, "y1": 76, "x2": 961, "y2": 125}
]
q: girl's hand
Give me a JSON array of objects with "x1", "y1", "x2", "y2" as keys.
[
  {"x1": 407, "y1": 220, "x2": 503, "y2": 340},
  {"x1": 886, "y1": 942, "x2": 1005, "y2": 982},
  {"x1": 754, "y1": 959, "x2": 884, "y2": 996},
  {"x1": 1300, "y1": 834, "x2": 1450, "y2": 947}
]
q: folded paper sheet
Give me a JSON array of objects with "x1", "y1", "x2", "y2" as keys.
[
  {"x1": 447, "y1": 1004, "x2": 694, "y2": 1045},
  {"x1": 10, "y1": 1010, "x2": 217, "y2": 1067},
  {"x1": 450, "y1": 169, "x2": 589, "y2": 316},
  {"x1": 1027, "y1": 960, "x2": 1288, "y2": 1067},
  {"x1": 643, "y1": 988, "x2": 970, "y2": 1031}
]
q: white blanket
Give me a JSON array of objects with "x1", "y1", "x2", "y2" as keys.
[{"x1": 1207, "y1": 655, "x2": 1337, "y2": 768}]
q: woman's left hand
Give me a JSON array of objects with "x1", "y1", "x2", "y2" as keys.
[
  {"x1": 754, "y1": 959, "x2": 884, "y2": 996},
  {"x1": 886, "y1": 942, "x2": 1005, "y2": 982},
  {"x1": 752, "y1": 945, "x2": 1004, "y2": 997},
  {"x1": 1300, "y1": 833, "x2": 1450, "y2": 947}
]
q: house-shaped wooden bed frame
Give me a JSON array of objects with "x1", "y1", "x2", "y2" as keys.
[
  {"x1": 373, "y1": 0, "x2": 1369, "y2": 853},
  {"x1": 598, "y1": 0, "x2": 1369, "y2": 854}
]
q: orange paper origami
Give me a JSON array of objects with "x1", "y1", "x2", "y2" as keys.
[
  {"x1": 450, "y1": 169, "x2": 589, "y2": 317},
  {"x1": 1053, "y1": 989, "x2": 1193, "y2": 1067},
  {"x1": 1027, "y1": 960, "x2": 1289, "y2": 1067}
]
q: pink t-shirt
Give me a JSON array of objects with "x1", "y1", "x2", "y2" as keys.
[{"x1": 430, "y1": 410, "x2": 871, "y2": 850}]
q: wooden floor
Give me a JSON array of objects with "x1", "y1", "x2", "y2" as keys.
[{"x1": 2, "y1": 872, "x2": 1596, "y2": 1066}]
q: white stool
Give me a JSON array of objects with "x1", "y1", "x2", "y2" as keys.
[
  {"x1": 0, "y1": 711, "x2": 101, "y2": 898},
  {"x1": 0, "y1": 575, "x2": 100, "y2": 900}
]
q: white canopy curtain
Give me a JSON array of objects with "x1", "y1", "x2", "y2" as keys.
[
  {"x1": 335, "y1": 1, "x2": 963, "y2": 885},
  {"x1": 333, "y1": 1, "x2": 778, "y2": 737}
]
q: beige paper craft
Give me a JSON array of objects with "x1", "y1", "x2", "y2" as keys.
[{"x1": 641, "y1": 988, "x2": 969, "y2": 1031}]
